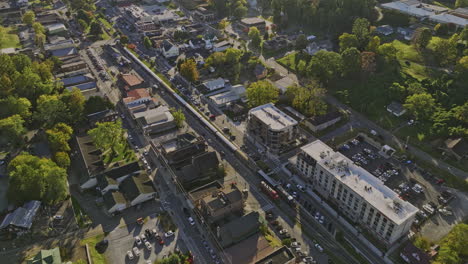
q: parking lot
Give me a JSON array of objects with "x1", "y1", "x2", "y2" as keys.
[
  {"x1": 336, "y1": 135, "x2": 462, "y2": 237},
  {"x1": 105, "y1": 213, "x2": 185, "y2": 264}
]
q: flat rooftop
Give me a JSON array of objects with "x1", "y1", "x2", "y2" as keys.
[
  {"x1": 301, "y1": 140, "x2": 419, "y2": 224},
  {"x1": 249, "y1": 103, "x2": 297, "y2": 131}
]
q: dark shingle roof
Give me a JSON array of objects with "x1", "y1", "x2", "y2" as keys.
[
  {"x1": 120, "y1": 172, "x2": 155, "y2": 202},
  {"x1": 0, "y1": 201, "x2": 41, "y2": 230},
  {"x1": 103, "y1": 191, "x2": 126, "y2": 209}
]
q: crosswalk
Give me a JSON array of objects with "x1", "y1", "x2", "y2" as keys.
[{"x1": 261, "y1": 203, "x2": 274, "y2": 212}]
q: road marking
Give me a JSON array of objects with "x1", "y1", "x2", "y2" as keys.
[{"x1": 262, "y1": 203, "x2": 274, "y2": 212}]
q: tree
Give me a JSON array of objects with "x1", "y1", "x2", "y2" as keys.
[
  {"x1": 286, "y1": 82, "x2": 327, "y2": 117},
  {"x1": 377, "y1": 43, "x2": 397, "y2": 62},
  {"x1": 143, "y1": 36, "x2": 152, "y2": 49},
  {"x1": 232, "y1": 4, "x2": 247, "y2": 19},
  {"x1": 352, "y1": 18, "x2": 370, "y2": 48},
  {"x1": 179, "y1": 59, "x2": 199, "y2": 82},
  {"x1": 84, "y1": 96, "x2": 114, "y2": 115},
  {"x1": 307, "y1": 50, "x2": 343, "y2": 83},
  {"x1": 0, "y1": 96, "x2": 32, "y2": 120},
  {"x1": 120, "y1": 35, "x2": 129, "y2": 45},
  {"x1": 88, "y1": 121, "x2": 125, "y2": 156},
  {"x1": 77, "y1": 19, "x2": 88, "y2": 30},
  {"x1": 32, "y1": 22, "x2": 45, "y2": 34},
  {"x1": 434, "y1": 23, "x2": 449, "y2": 36},
  {"x1": 431, "y1": 37, "x2": 457, "y2": 66},
  {"x1": 53, "y1": 152, "x2": 71, "y2": 168},
  {"x1": 412, "y1": 27, "x2": 432, "y2": 50},
  {"x1": 341, "y1": 48, "x2": 361, "y2": 77},
  {"x1": 171, "y1": 109, "x2": 185, "y2": 128},
  {"x1": 248, "y1": 27, "x2": 262, "y2": 49},
  {"x1": 46, "y1": 123, "x2": 73, "y2": 153},
  {"x1": 246, "y1": 80, "x2": 279, "y2": 107},
  {"x1": 413, "y1": 236, "x2": 431, "y2": 251},
  {"x1": 12, "y1": 54, "x2": 32, "y2": 72},
  {"x1": 404, "y1": 93, "x2": 436, "y2": 120},
  {"x1": 60, "y1": 87, "x2": 85, "y2": 124},
  {"x1": 407, "y1": 82, "x2": 426, "y2": 95},
  {"x1": 366, "y1": 36, "x2": 380, "y2": 52},
  {"x1": 22, "y1": 10, "x2": 35, "y2": 25},
  {"x1": 455, "y1": 0, "x2": 468, "y2": 8},
  {"x1": 451, "y1": 102, "x2": 468, "y2": 124},
  {"x1": 0, "y1": 115, "x2": 25, "y2": 144},
  {"x1": 360, "y1": 51, "x2": 377, "y2": 74},
  {"x1": 89, "y1": 21, "x2": 102, "y2": 36},
  {"x1": 295, "y1": 34, "x2": 308, "y2": 51},
  {"x1": 339, "y1": 33, "x2": 359, "y2": 53},
  {"x1": 35, "y1": 95, "x2": 70, "y2": 127},
  {"x1": 218, "y1": 19, "x2": 228, "y2": 30},
  {"x1": 434, "y1": 224, "x2": 468, "y2": 264},
  {"x1": 7, "y1": 153, "x2": 68, "y2": 205},
  {"x1": 35, "y1": 32, "x2": 46, "y2": 48},
  {"x1": 460, "y1": 25, "x2": 468, "y2": 42}
]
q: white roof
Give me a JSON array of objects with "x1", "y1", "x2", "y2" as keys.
[
  {"x1": 209, "y1": 85, "x2": 245, "y2": 106},
  {"x1": 46, "y1": 23, "x2": 67, "y2": 31},
  {"x1": 249, "y1": 103, "x2": 298, "y2": 131},
  {"x1": 430, "y1": 13, "x2": 468, "y2": 26},
  {"x1": 381, "y1": 1, "x2": 438, "y2": 17},
  {"x1": 301, "y1": 140, "x2": 418, "y2": 224},
  {"x1": 203, "y1": 78, "x2": 225, "y2": 90},
  {"x1": 133, "y1": 106, "x2": 174, "y2": 125}
]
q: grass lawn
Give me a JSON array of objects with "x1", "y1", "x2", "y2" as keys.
[
  {"x1": 277, "y1": 51, "x2": 299, "y2": 71},
  {"x1": 0, "y1": 26, "x2": 21, "y2": 49},
  {"x1": 393, "y1": 40, "x2": 422, "y2": 63},
  {"x1": 80, "y1": 234, "x2": 107, "y2": 264}
]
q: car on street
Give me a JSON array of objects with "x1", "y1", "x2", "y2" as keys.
[
  {"x1": 53, "y1": 215, "x2": 63, "y2": 220},
  {"x1": 319, "y1": 215, "x2": 325, "y2": 224},
  {"x1": 132, "y1": 247, "x2": 140, "y2": 256},
  {"x1": 315, "y1": 243, "x2": 324, "y2": 252},
  {"x1": 145, "y1": 241, "x2": 152, "y2": 250},
  {"x1": 165, "y1": 230, "x2": 174, "y2": 238},
  {"x1": 188, "y1": 217, "x2": 196, "y2": 226},
  {"x1": 127, "y1": 250, "x2": 134, "y2": 260},
  {"x1": 135, "y1": 236, "x2": 142, "y2": 246}
]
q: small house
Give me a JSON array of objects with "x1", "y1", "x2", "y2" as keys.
[{"x1": 387, "y1": 101, "x2": 407, "y2": 117}]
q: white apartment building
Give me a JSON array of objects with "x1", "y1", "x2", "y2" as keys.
[
  {"x1": 247, "y1": 103, "x2": 298, "y2": 154},
  {"x1": 295, "y1": 140, "x2": 418, "y2": 245}
]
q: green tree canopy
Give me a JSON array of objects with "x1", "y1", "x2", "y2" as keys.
[
  {"x1": 143, "y1": 36, "x2": 152, "y2": 49},
  {"x1": 248, "y1": 27, "x2": 262, "y2": 49},
  {"x1": 34, "y1": 95, "x2": 69, "y2": 127},
  {"x1": 0, "y1": 115, "x2": 26, "y2": 145},
  {"x1": 171, "y1": 109, "x2": 186, "y2": 128},
  {"x1": 352, "y1": 18, "x2": 370, "y2": 48},
  {"x1": 22, "y1": 10, "x2": 35, "y2": 25},
  {"x1": 307, "y1": 50, "x2": 343, "y2": 84},
  {"x1": 89, "y1": 21, "x2": 102, "y2": 36},
  {"x1": 7, "y1": 153, "x2": 68, "y2": 205},
  {"x1": 339, "y1": 33, "x2": 359, "y2": 53},
  {"x1": 179, "y1": 59, "x2": 199, "y2": 82},
  {"x1": 246, "y1": 80, "x2": 279, "y2": 107},
  {"x1": 0, "y1": 96, "x2": 32, "y2": 120},
  {"x1": 84, "y1": 96, "x2": 114, "y2": 116},
  {"x1": 46, "y1": 123, "x2": 73, "y2": 153},
  {"x1": 366, "y1": 36, "x2": 381, "y2": 52},
  {"x1": 404, "y1": 92, "x2": 436, "y2": 120},
  {"x1": 341, "y1": 47, "x2": 361, "y2": 77},
  {"x1": 412, "y1": 27, "x2": 432, "y2": 50},
  {"x1": 295, "y1": 34, "x2": 308, "y2": 51},
  {"x1": 88, "y1": 121, "x2": 125, "y2": 154},
  {"x1": 286, "y1": 82, "x2": 327, "y2": 117}
]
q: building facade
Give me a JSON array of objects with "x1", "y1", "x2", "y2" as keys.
[
  {"x1": 295, "y1": 140, "x2": 418, "y2": 245},
  {"x1": 246, "y1": 103, "x2": 298, "y2": 154}
]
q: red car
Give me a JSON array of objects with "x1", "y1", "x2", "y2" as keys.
[
  {"x1": 156, "y1": 235, "x2": 164, "y2": 245},
  {"x1": 209, "y1": 114, "x2": 216, "y2": 120}
]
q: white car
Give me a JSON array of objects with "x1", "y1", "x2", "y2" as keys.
[
  {"x1": 279, "y1": 229, "x2": 288, "y2": 235},
  {"x1": 127, "y1": 250, "x2": 134, "y2": 260},
  {"x1": 408, "y1": 119, "x2": 415, "y2": 125},
  {"x1": 188, "y1": 217, "x2": 196, "y2": 226},
  {"x1": 135, "y1": 236, "x2": 142, "y2": 246},
  {"x1": 132, "y1": 247, "x2": 140, "y2": 256},
  {"x1": 291, "y1": 241, "x2": 301, "y2": 248},
  {"x1": 315, "y1": 243, "x2": 324, "y2": 252},
  {"x1": 53, "y1": 215, "x2": 63, "y2": 220},
  {"x1": 140, "y1": 233, "x2": 146, "y2": 241},
  {"x1": 165, "y1": 230, "x2": 174, "y2": 238},
  {"x1": 145, "y1": 241, "x2": 152, "y2": 250},
  {"x1": 315, "y1": 212, "x2": 320, "y2": 221},
  {"x1": 319, "y1": 216, "x2": 325, "y2": 224}
]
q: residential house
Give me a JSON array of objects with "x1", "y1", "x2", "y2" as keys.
[
  {"x1": 0, "y1": 201, "x2": 41, "y2": 234},
  {"x1": 209, "y1": 84, "x2": 246, "y2": 108},
  {"x1": 200, "y1": 183, "x2": 244, "y2": 223},
  {"x1": 157, "y1": 132, "x2": 207, "y2": 166},
  {"x1": 0, "y1": 0, "x2": 25, "y2": 23},
  {"x1": 387, "y1": 101, "x2": 407, "y2": 117},
  {"x1": 46, "y1": 23, "x2": 68, "y2": 36},
  {"x1": 255, "y1": 247, "x2": 295, "y2": 264},
  {"x1": 400, "y1": 242, "x2": 431, "y2": 264},
  {"x1": 212, "y1": 40, "x2": 232, "y2": 52},
  {"x1": 120, "y1": 172, "x2": 156, "y2": 206},
  {"x1": 441, "y1": 138, "x2": 468, "y2": 161},
  {"x1": 60, "y1": 60, "x2": 87, "y2": 73},
  {"x1": 218, "y1": 211, "x2": 260, "y2": 248},
  {"x1": 157, "y1": 39, "x2": 179, "y2": 58},
  {"x1": 254, "y1": 64, "x2": 267, "y2": 80},
  {"x1": 119, "y1": 73, "x2": 145, "y2": 91},
  {"x1": 305, "y1": 41, "x2": 330, "y2": 56},
  {"x1": 75, "y1": 134, "x2": 105, "y2": 187},
  {"x1": 87, "y1": 109, "x2": 119, "y2": 127},
  {"x1": 376, "y1": 25, "x2": 394, "y2": 36},
  {"x1": 132, "y1": 106, "x2": 176, "y2": 134},
  {"x1": 177, "y1": 151, "x2": 221, "y2": 187},
  {"x1": 304, "y1": 111, "x2": 342, "y2": 132},
  {"x1": 26, "y1": 247, "x2": 64, "y2": 264},
  {"x1": 80, "y1": 159, "x2": 141, "y2": 190},
  {"x1": 123, "y1": 88, "x2": 152, "y2": 108},
  {"x1": 294, "y1": 140, "x2": 418, "y2": 244},
  {"x1": 51, "y1": 47, "x2": 78, "y2": 58},
  {"x1": 240, "y1": 17, "x2": 266, "y2": 32},
  {"x1": 188, "y1": 38, "x2": 205, "y2": 49},
  {"x1": 59, "y1": 74, "x2": 94, "y2": 88},
  {"x1": 263, "y1": 35, "x2": 290, "y2": 50},
  {"x1": 246, "y1": 103, "x2": 298, "y2": 154},
  {"x1": 103, "y1": 191, "x2": 127, "y2": 214},
  {"x1": 36, "y1": 12, "x2": 62, "y2": 25},
  {"x1": 397, "y1": 27, "x2": 415, "y2": 41},
  {"x1": 203, "y1": 78, "x2": 226, "y2": 91},
  {"x1": 194, "y1": 6, "x2": 215, "y2": 22}
]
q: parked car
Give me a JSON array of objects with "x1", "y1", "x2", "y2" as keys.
[
  {"x1": 188, "y1": 217, "x2": 196, "y2": 226},
  {"x1": 127, "y1": 251, "x2": 134, "y2": 260},
  {"x1": 145, "y1": 241, "x2": 152, "y2": 250},
  {"x1": 315, "y1": 243, "x2": 324, "y2": 252},
  {"x1": 165, "y1": 231, "x2": 174, "y2": 238},
  {"x1": 135, "y1": 236, "x2": 142, "y2": 246},
  {"x1": 132, "y1": 247, "x2": 140, "y2": 256},
  {"x1": 156, "y1": 235, "x2": 164, "y2": 245}
]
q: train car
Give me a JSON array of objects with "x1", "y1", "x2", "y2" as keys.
[{"x1": 260, "y1": 181, "x2": 279, "y2": 200}]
